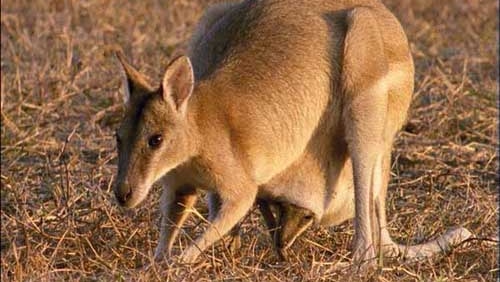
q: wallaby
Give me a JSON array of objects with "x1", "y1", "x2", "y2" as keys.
[
  {"x1": 257, "y1": 200, "x2": 316, "y2": 260},
  {"x1": 113, "y1": 0, "x2": 471, "y2": 268}
]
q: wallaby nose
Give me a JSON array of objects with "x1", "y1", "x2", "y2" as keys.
[{"x1": 114, "y1": 182, "x2": 132, "y2": 206}]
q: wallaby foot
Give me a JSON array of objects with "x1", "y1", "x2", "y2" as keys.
[{"x1": 351, "y1": 239, "x2": 377, "y2": 271}]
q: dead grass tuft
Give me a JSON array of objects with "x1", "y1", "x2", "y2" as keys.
[{"x1": 1, "y1": 0, "x2": 498, "y2": 281}]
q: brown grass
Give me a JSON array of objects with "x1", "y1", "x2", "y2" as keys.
[{"x1": 1, "y1": 0, "x2": 498, "y2": 281}]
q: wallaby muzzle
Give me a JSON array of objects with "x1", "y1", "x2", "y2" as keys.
[{"x1": 114, "y1": 181, "x2": 132, "y2": 206}]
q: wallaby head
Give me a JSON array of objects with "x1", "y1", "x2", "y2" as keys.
[
  {"x1": 113, "y1": 53, "x2": 198, "y2": 208},
  {"x1": 275, "y1": 202, "x2": 315, "y2": 254}
]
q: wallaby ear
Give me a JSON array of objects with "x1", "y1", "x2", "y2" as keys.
[
  {"x1": 161, "y1": 55, "x2": 194, "y2": 115},
  {"x1": 115, "y1": 51, "x2": 153, "y2": 104}
]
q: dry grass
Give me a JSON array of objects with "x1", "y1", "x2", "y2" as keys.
[{"x1": 1, "y1": 0, "x2": 498, "y2": 281}]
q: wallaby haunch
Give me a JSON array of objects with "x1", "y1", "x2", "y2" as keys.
[{"x1": 113, "y1": 0, "x2": 471, "y2": 268}]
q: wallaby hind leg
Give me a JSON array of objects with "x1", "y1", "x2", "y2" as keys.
[
  {"x1": 155, "y1": 184, "x2": 198, "y2": 260},
  {"x1": 342, "y1": 6, "x2": 472, "y2": 268},
  {"x1": 346, "y1": 129, "x2": 386, "y2": 268},
  {"x1": 373, "y1": 152, "x2": 392, "y2": 257},
  {"x1": 347, "y1": 103, "x2": 472, "y2": 267},
  {"x1": 341, "y1": 6, "x2": 396, "y2": 268}
]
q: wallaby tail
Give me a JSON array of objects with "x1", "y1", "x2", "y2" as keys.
[{"x1": 380, "y1": 226, "x2": 472, "y2": 260}]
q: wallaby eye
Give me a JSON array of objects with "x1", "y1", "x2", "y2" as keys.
[
  {"x1": 148, "y1": 134, "x2": 163, "y2": 148},
  {"x1": 303, "y1": 215, "x2": 314, "y2": 221}
]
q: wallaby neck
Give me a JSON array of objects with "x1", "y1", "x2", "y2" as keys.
[{"x1": 184, "y1": 98, "x2": 202, "y2": 158}]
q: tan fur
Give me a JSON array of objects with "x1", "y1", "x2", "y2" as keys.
[{"x1": 113, "y1": 0, "x2": 471, "y2": 268}]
